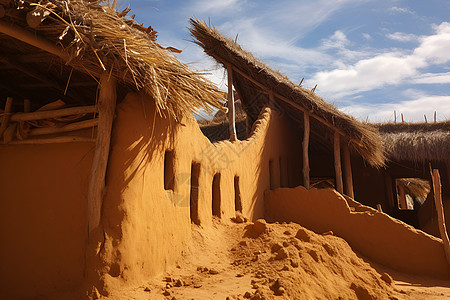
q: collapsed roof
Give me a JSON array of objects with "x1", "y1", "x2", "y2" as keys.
[
  {"x1": 0, "y1": 0, "x2": 224, "y2": 120},
  {"x1": 189, "y1": 19, "x2": 385, "y2": 167}
]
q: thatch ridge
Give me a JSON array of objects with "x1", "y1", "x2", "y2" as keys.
[
  {"x1": 376, "y1": 121, "x2": 450, "y2": 163},
  {"x1": 1, "y1": 0, "x2": 224, "y2": 120},
  {"x1": 189, "y1": 18, "x2": 385, "y2": 167}
]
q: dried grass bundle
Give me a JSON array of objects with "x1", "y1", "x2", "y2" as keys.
[{"x1": 7, "y1": 0, "x2": 224, "y2": 120}]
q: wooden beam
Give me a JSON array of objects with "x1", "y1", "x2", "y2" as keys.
[
  {"x1": 0, "y1": 20, "x2": 69, "y2": 61},
  {"x1": 227, "y1": 65, "x2": 237, "y2": 142},
  {"x1": 343, "y1": 143, "x2": 354, "y2": 198},
  {"x1": 29, "y1": 118, "x2": 98, "y2": 136},
  {"x1": 10, "y1": 105, "x2": 97, "y2": 122},
  {"x1": 5, "y1": 136, "x2": 95, "y2": 145},
  {"x1": 430, "y1": 168, "x2": 450, "y2": 266},
  {"x1": 303, "y1": 113, "x2": 310, "y2": 189},
  {"x1": 333, "y1": 131, "x2": 343, "y2": 194},
  {"x1": 0, "y1": 96, "x2": 13, "y2": 138},
  {"x1": 87, "y1": 73, "x2": 117, "y2": 233}
]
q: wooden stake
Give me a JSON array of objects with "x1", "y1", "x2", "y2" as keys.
[
  {"x1": 87, "y1": 73, "x2": 117, "y2": 233},
  {"x1": 430, "y1": 168, "x2": 450, "y2": 266},
  {"x1": 227, "y1": 65, "x2": 237, "y2": 142},
  {"x1": 394, "y1": 110, "x2": 396, "y2": 124},
  {"x1": 0, "y1": 97, "x2": 13, "y2": 138},
  {"x1": 303, "y1": 113, "x2": 310, "y2": 189},
  {"x1": 401, "y1": 113, "x2": 404, "y2": 123},
  {"x1": 333, "y1": 131, "x2": 343, "y2": 194},
  {"x1": 424, "y1": 114, "x2": 427, "y2": 123},
  {"x1": 311, "y1": 84, "x2": 317, "y2": 93},
  {"x1": 299, "y1": 78, "x2": 304, "y2": 86},
  {"x1": 376, "y1": 204, "x2": 382, "y2": 212},
  {"x1": 343, "y1": 144, "x2": 354, "y2": 198},
  {"x1": 10, "y1": 105, "x2": 97, "y2": 122},
  {"x1": 434, "y1": 111, "x2": 437, "y2": 123}
]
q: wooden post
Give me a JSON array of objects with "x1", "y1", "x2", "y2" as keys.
[
  {"x1": 333, "y1": 132, "x2": 343, "y2": 194},
  {"x1": 227, "y1": 65, "x2": 237, "y2": 142},
  {"x1": 430, "y1": 169, "x2": 450, "y2": 266},
  {"x1": 397, "y1": 183, "x2": 407, "y2": 209},
  {"x1": 0, "y1": 97, "x2": 13, "y2": 138},
  {"x1": 87, "y1": 73, "x2": 117, "y2": 233},
  {"x1": 303, "y1": 113, "x2": 310, "y2": 189},
  {"x1": 394, "y1": 110, "x2": 396, "y2": 123},
  {"x1": 343, "y1": 144, "x2": 354, "y2": 198}
]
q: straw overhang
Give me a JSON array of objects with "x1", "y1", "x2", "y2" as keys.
[
  {"x1": 189, "y1": 18, "x2": 385, "y2": 167},
  {"x1": 0, "y1": 0, "x2": 224, "y2": 120}
]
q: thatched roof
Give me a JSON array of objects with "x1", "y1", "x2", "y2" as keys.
[
  {"x1": 377, "y1": 122, "x2": 450, "y2": 163},
  {"x1": 0, "y1": 0, "x2": 224, "y2": 120},
  {"x1": 189, "y1": 19, "x2": 385, "y2": 167}
]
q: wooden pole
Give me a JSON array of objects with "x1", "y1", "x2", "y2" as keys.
[
  {"x1": 5, "y1": 136, "x2": 95, "y2": 145},
  {"x1": 333, "y1": 131, "x2": 343, "y2": 194},
  {"x1": 303, "y1": 113, "x2": 310, "y2": 189},
  {"x1": 434, "y1": 111, "x2": 437, "y2": 123},
  {"x1": 0, "y1": 20, "x2": 69, "y2": 61},
  {"x1": 87, "y1": 73, "x2": 117, "y2": 233},
  {"x1": 430, "y1": 169, "x2": 450, "y2": 266},
  {"x1": 343, "y1": 144, "x2": 354, "y2": 198},
  {"x1": 424, "y1": 114, "x2": 428, "y2": 123},
  {"x1": 0, "y1": 97, "x2": 13, "y2": 138},
  {"x1": 10, "y1": 105, "x2": 97, "y2": 122},
  {"x1": 227, "y1": 65, "x2": 237, "y2": 142},
  {"x1": 29, "y1": 119, "x2": 98, "y2": 136},
  {"x1": 394, "y1": 110, "x2": 396, "y2": 124}
]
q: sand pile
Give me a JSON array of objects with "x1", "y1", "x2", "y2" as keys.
[
  {"x1": 107, "y1": 218, "x2": 411, "y2": 299},
  {"x1": 223, "y1": 219, "x2": 396, "y2": 300}
]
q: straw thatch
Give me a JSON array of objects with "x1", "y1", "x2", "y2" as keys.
[
  {"x1": 377, "y1": 122, "x2": 450, "y2": 163},
  {"x1": 0, "y1": 0, "x2": 224, "y2": 120},
  {"x1": 396, "y1": 178, "x2": 430, "y2": 201},
  {"x1": 189, "y1": 19, "x2": 385, "y2": 167}
]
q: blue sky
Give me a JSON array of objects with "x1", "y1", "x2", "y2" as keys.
[{"x1": 122, "y1": 0, "x2": 450, "y2": 122}]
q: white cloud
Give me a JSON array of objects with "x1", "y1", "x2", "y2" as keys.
[
  {"x1": 413, "y1": 72, "x2": 450, "y2": 84},
  {"x1": 362, "y1": 33, "x2": 372, "y2": 40},
  {"x1": 192, "y1": 0, "x2": 242, "y2": 14},
  {"x1": 389, "y1": 6, "x2": 414, "y2": 15},
  {"x1": 341, "y1": 93, "x2": 450, "y2": 122},
  {"x1": 308, "y1": 22, "x2": 450, "y2": 98},
  {"x1": 322, "y1": 30, "x2": 349, "y2": 49},
  {"x1": 387, "y1": 32, "x2": 418, "y2": 42}
]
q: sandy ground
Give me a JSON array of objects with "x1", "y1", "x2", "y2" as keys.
[{"x1": 105, "y1": 218, "x2": 450, "y2": 300}]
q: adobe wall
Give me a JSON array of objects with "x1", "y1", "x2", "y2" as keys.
[
  {"x1": 265, "y1": 186, "x2": 450, "y2": 278},
  {"x1": 98, "y1": 92, "x2": 301, "y2": 291},
  {"x1": 0, "y1": 143, "x2": 94, "y2": 299}
]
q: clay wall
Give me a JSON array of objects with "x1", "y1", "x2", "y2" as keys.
[
  {"x1": 99, "y1": 92, "x2": 302, "y2": 290},
  {"x1": 265, "y1": 186, "x2": 450, "y2": 278},
  {"x1": 0, "y1": 143, "x2": 94, "y2": 299}
]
